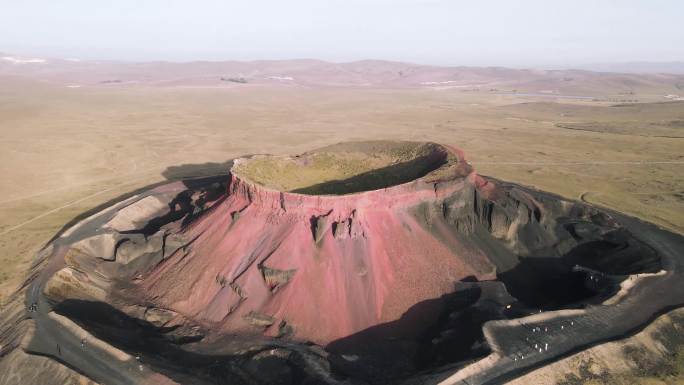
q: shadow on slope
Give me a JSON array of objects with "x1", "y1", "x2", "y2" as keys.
[{"x1": 325, "y1": 280, "x2": 524, "y2": 385}]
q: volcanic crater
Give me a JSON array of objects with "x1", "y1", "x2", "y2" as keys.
[{"x1": 27, "y1": 141, "x2": 672, "y2": 385}]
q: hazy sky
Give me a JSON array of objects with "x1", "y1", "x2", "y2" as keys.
[{"x1": 1, "y1": 0, "x2": 682, "y2": 66}]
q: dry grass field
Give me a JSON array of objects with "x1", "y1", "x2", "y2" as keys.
[{"x1": 0, "y1": 74, "x2": 682, "y2": 307}]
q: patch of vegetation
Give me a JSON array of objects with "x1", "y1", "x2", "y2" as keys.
[
  {"x1": 215, "y1": 274, "x2": 227, "y2": 288},
  {"x1": 556, "y1": 358, "x2": 612, "y2": 385},
  {"x1": 623, "y1": 345, "x2": 676, "y2": 379},
  {"x1": 555, "y1": 342, "x2": 684, "y2": 385}
]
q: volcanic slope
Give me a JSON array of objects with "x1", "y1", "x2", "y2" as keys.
[{"x1": 8, "y1": 141, "x2": 683, "y2": 385}]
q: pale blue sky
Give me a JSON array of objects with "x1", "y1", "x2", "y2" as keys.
[{"x1": 0, "y1": 0, "x2": 682, "y2": 66}]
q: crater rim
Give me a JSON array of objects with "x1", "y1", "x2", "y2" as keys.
[{"x1": 230, "y1": 140, "x2": 467, "y2": 197}]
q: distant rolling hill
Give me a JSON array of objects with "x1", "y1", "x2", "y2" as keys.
[{"x1": 1, "y1": 54, "x2": 683, "y2": 96}]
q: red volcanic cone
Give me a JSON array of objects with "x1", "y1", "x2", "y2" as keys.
[{"x1": 141, "y1": 141, "x2": 498, "y2": 345}]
